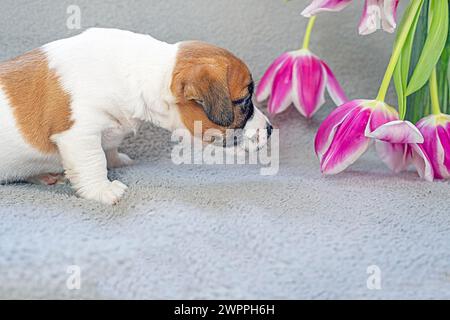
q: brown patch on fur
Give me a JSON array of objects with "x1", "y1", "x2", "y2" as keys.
[
  {"x1": 0, "y1": 49, "x2": 73, "y2": 154},
  {"x1": 171, "y1": 41, "x2": 253, "y2": 137}
]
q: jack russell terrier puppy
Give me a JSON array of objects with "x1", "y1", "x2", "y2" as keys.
[{"x1": 0, "y1": 28, "x2": 272, "y2": 204}]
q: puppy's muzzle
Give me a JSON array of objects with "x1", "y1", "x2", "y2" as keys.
[{"x1": 241, "y1": 108, "x2": 273, "y2": 152}]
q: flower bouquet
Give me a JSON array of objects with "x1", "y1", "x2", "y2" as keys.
[{"x1": 257, "y1": 0, "x2": 450, "y2": 181}]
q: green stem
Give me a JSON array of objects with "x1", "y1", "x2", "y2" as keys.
[
  {"x1": 430, "y1": 68, "x2": 441, "y2": 115},
  {"x1": 302, "y1": 16, "x2": 317, "y2": 50},
  {"x1": 376, "y1": 0, "x2": 424, "y2": 102},
  {"x1": 427, "y1": 1, "x2": 443, "y2": 116}
]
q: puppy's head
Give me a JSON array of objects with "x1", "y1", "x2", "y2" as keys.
[{"x1": 171, "y1": 41, "x2": 272, "y2": 151}]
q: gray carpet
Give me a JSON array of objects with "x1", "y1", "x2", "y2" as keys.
[{"x1": 1, "y1": 0, "x2": 450, "y2": 299}]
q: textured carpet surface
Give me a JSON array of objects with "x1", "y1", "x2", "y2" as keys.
[{"x1": 1, "y1": 0, "x2": 449, "y2": 299}]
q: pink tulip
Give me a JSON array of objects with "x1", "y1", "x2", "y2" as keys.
[
  {"x1": 367, "y1": 120, "x2": 434, "y2": 181},
  {"x1": 302, "y1": 0, "x2": 352, "y2": 17},
  {"x1": 416, "y1": 114, "x2": 450, "y2": 180},
  {"x1": 315, "y1": 99, "x2": 398, "y2": 174},
  {"x1": 359, "y1": 0, "x2": 400, "y2": 35},
  {"x1": 256, "y1": 49, "x2": 347, "y2": 118},
  {"x1": 302, "y1": 0, "x2": 400, "y2": 35}
]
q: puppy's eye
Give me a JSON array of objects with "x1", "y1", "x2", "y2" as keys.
[
  {"x1": 233, "y1": 81, "x2": 254, "y2": 106},
  {"x1": 232, "y1": 95, "x2": 251, "y2": 106}
]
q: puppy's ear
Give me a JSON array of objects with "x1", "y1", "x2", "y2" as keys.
[{"x1": 184, "y1": 64, "x2": 234, "y2": 127}]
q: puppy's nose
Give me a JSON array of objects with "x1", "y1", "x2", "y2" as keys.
[{"x1": 266, "y1": 123, "x2": 273, "y2": 138}]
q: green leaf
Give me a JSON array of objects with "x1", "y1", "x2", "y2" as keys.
[
  {"x1": 406, "y1": 0, "x2": 449, "y2": 96},
  {"x1": 393, "y1": 0, "x2": 424, "y2": 119},
  {"x1": 405, "y1": 1, "x2": 430, "y2": 123},
  {"x1": 406, "y1": 83, "x2": 430, "y2": 123},
  {"x1": 446, "y1": 59, "x2": 450, "y2": 113},
  {"x1": 436, "y1": 2, "x2": 450, "y2": 114},
  {"x1": 393, "y1": 64, "x2": 405, "y2": 117}
]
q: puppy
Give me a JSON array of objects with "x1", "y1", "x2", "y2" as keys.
[{"x1": 0, "y1": 28, "x2": 272, "y2": 204}]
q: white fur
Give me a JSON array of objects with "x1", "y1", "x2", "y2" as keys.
[
  {"x1": 0, "y1": 28, "x2": 270, "y2": 204},
  {"x1": 241, "y1": 108, "x2": 271, "y2": 152},
  {"x1": 45, "y1": 28, "x2": 185, "y2": 204}
]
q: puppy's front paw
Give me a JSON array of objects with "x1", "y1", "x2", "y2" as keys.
[
  {"x1": 78, "y1": 180, "x2": 128, "y2": 205},
  {"x1": 107, "y1": 151, "x2": 135, "y2": 169}
]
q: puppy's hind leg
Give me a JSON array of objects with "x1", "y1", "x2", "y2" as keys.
[
  {"x1": 54, "y1": 130, "x2": 127, "y2": 205},
  {"x1": 106, "y1": 148, "x2": 135, "y2": 169},
  {"x1": 102, "y1": 129, "x2": 135, "y2": 169}
]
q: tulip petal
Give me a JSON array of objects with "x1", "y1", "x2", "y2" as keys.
[
  {"x1": 256, "y1": 53, "x2": 291, "y2": 103},
  {"x1": 358, "y1": 0, "x2": 382, "y2": 36},
  {"x1": 366, "y1": 102, "x2": 399, "y2": 133},
  {"x1": 302, "y1": 0, "x2": 352, "y2": 17},
  {"x1": 315, "y1": 100, "x2": 364, "y2": 161},
  {"x1": 292, "y1": 53, "x2": 326, "y2": 118},
  {"x1": 424, "y1": 126, "x2": 450, "y2": 179},
  {"x1": 437, "y1": 126, "x2": 450, "y2": 178},
  {"x1": 320, "y1": 107, "x2": 372, "y2": 174},
  {"x1": 375, "y1": 141, "x2": 410, "y2": 173},
  {"x1": 411, "y1": 144, "x2": 434, "y2": 182},
  {"x1": 423, "y1": 128, "x2": 440, "y2": 178},
  {"x1": 321, "y1": 61, "x2": 348, "y2": 106},
  {"x1": 366, "y1": 120, "x2": 423, "y2": 144},
  {"x1": 417, "y1": 117, "x2": 446, "y2": 179},
  {"x1": 381, "y1": 0, "x2": 400, "y2": 33},
  {"x1": 267, "y1": 57, "x2": 295, "y2": 114}
]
